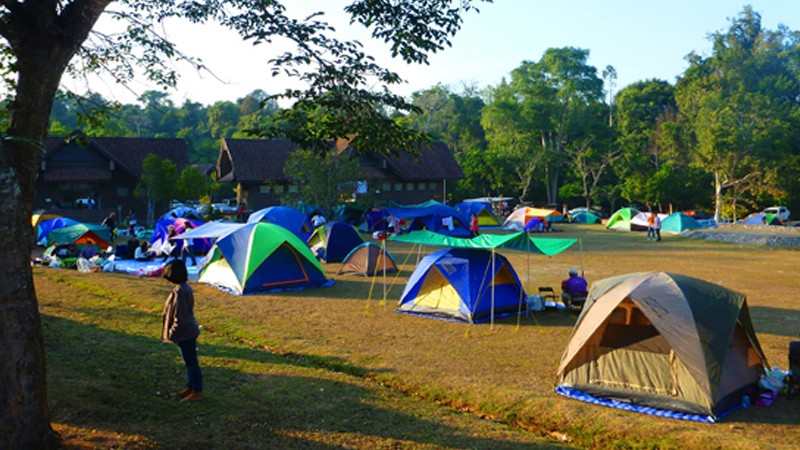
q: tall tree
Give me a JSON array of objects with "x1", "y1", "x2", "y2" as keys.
[
  {"x1": 675, "y1": 7, "x2": 800, "y2": 221},
  {"x1": 613, "y1": 79, "x2": 683, "y2": 208},
  {"x1": 135, "y1": 154, "x2": 178, "y2": 226},
  {"x1": 0, "y1": 1, "x2": 487, "y2": 446},
  {"x1": 482, "y1": 47, "x2": 604, "y2": 205},
  {"x1": 283, "y1": 148, "x2": 363, "y2": 217}
]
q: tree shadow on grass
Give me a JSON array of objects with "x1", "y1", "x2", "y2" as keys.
[
  {"x1": 748, "y1": 306, "x2": 800, "y2": 338},
  {"x1": 43, "y1": 314, "x2": 564, "y2": 449}
]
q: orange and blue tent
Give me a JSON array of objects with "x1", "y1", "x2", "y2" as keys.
[{"x1": 198, "y1": 222, "x2": 331, "y2": 295}]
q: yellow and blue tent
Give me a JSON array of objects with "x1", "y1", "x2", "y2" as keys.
[{"x1": 397, "y1": 247, "x2": 526, "y2": 323}]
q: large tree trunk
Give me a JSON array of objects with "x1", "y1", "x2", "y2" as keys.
[
  {"x1": 1, "y1": 2, "x2": 110, "y2": 447},
  {"x1": 1, "y1": 66, "x2": 62, "y2": 450}
]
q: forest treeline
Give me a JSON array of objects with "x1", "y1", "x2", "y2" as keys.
[{"x1": 48, "y1": 7, "x2": 799, "y2": 220}]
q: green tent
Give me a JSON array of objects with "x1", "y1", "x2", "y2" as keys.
[
  {"x1": 556, "y1": 272, "x2": 769, "y2": 422},
  {"x1": 605, "y1": 207, "x2": 640, "y2": 231}
]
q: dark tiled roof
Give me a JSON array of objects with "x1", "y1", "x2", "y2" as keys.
[
  {"x1": 384, "y1": 142, "x2": 463, "y2": 181},
  {"x1": 45, "y1": 134, "x2": 191, "y2": 178},
  {"x1": 220, "y1": 139, "x2": 295, "y2": 183},
  {"x1": 220, "y1": 139, "x2": 462, "y2": 183}
]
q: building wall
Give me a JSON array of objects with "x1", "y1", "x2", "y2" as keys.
[{"x1": 238, "y1": 179, "x2": 450, "y2": 211}]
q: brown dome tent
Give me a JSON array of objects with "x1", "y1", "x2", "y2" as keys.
[
  {"x1": 556, "y1": 272, "x2": 769, "y2": 422},
  {"x1": 337, "y1": 242, "x2": 397, "y2": 276}
]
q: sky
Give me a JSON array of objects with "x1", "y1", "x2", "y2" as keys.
[{"x1": 62, "y1": 1, "x2": 800, "y2": 107}]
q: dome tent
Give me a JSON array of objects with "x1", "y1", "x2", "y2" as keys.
[
  {"x1": 556, "y1": 272, "x2": 769, "y2": 422},
  {"x1": 199, "y1": 222, "x2": 331, "y2": 295},
  {"x1": 338, "y1": 242, "x2": 398, "y2": 276},
  {"x1": 397, "y1": 247, "x2": 527, "y2": 324},
  {"x1": 307, "y1": 221, "x2": 364, "y2": 263}
]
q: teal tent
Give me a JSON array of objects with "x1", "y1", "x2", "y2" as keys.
[
  {"x1": 661, "y1": 213, "x2": 701, "y2": 234},
  {"x1": 570, "y1": 211, "x2": 601, "y2": 224},
  {"x1": 47, "y1": 223, "x2": 112, "y2": 248}
]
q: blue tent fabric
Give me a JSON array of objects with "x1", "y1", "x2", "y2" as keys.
[
  {"x1": 36, "y1": 217, "x2": 80, "y2": 245},
  {"x1": 455, "y1": 201, "x2": 501, "y2": 226},
  {"x1": 150, "y1": 217, "x2": 210, "y2": 253},
  {"x1": 159, "y1": 206, "x2": 201, "y2": 221},
  {"x1": 523, "y1": 217, "x2": 543, "y2": 232},
  {"x1": 360, "y1": 208, "x2": 390, "y2": 232},
  {"x1": 554, "y1": 386, "x2": 737, "y2": 424},
  {"x1": 247, "y1": 206, "x2": 313, "y2": 241},
  {"x1": 386, "y1": 202, "x2": 471, "y2": 237},
  {"x1": 310, "y1": 222, "x2": 364, "y2": 263},
  {"x1": 397, "y1": 247, "x2": 527, "y2": 323}
]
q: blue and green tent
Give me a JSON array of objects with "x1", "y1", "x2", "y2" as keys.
[{"x1": 198, "y1": 222, "x2": 331, "y2": 294}]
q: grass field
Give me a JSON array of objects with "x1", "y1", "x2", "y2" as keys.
[{"x1": 35, "y1": 224, "x2": 800, "y2": 449}]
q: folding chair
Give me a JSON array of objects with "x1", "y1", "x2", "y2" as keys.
[{"x1": 538, "y1": 287, "x2": 558, "y2": 307}]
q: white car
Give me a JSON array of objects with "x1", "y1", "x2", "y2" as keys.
[{"x1": 762, "y1": 206, "x2": 790, "y2": 222}]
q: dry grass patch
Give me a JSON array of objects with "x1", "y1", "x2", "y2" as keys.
[{"x1": 37, "y1": 224, "x2": 800, "y2": 449}]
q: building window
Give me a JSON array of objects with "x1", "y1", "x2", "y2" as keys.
[
  {"x1": 288, "y1": 185, "x2": 298, "y2": 193},
  {"x1": 395, "y1": 183, "x2": 403, "y2": 191},
  {"x1": 382, "y1": 183, "x2": 391, "y2": 192},
  {"x1": 429, "y1": 182, "x2": 438, "y2": 191},
  {"x1": 418, "y1": 182, "x2": 426, "y2": 190},
  {"x1": 116, "y1": 187, "x2": 128, "y2": 197},
  {"x1": 274, "y1": 185, "x2": 285, "y2": 194},
  {"x1": 259, "y1": 185, "x2": 271, "y2": 194},
  {"x1": 406, "y1": 183, "x2": 414, "y2": 191}
]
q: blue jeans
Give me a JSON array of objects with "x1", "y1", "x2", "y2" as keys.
[
  {"x1": 177, "y1": 338, "x2": 203, "y2": 393},
  {"x1": 647, "y1": 227, "x2": 655, "y2": 240}
]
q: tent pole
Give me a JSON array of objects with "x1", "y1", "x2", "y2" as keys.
[
  {"x1": 491, "y1": 248, "x2": 496, "y2": 330},
  {"x1": 526, "y1": 232, "x2": 531, "y2": 294},
  {"x1": 579, "y1": 238, "x2": 584, "y2": 277},
  {"x1": 382, "y1": 238, "x2": 387, "y2": 302}
]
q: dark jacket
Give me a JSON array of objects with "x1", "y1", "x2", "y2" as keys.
[{"x1": 161, "y1": 283, "x2": 200, "y2": 343}]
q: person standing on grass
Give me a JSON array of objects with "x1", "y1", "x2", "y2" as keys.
[
  {"x1": 180, "y1": 222, "x2": 197, "y2": 266},
  {"x1": 647, "y1": 211, "x2": 656, "y2": 241},
  {"x1": 161, "y1": 259, "x2": 204, "y2": 402},
  {"x1": 654, "y1": 212, "x2": 662, "y2": 242}
]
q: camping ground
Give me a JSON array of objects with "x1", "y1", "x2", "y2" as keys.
[{"x1": 36, "y1": 224, "x2": 800, "y2": 449}]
